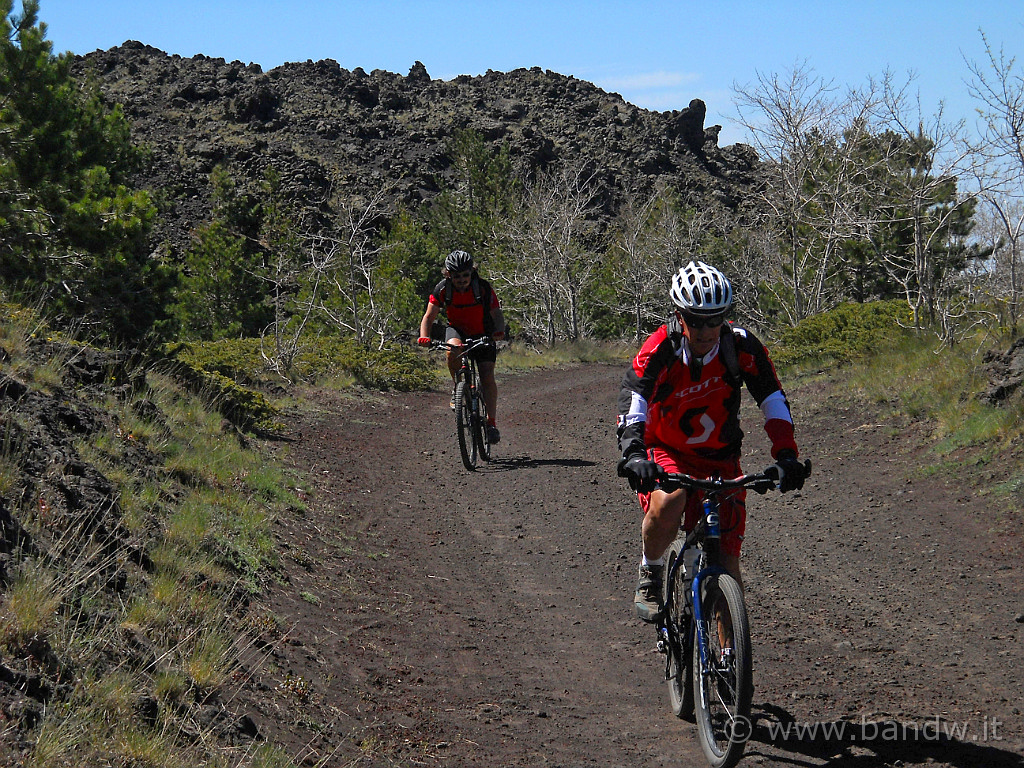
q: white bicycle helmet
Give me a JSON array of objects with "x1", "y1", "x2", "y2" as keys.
[
  {"x1": 670, "y1": 261, "x2": 732, "y2": 315},
  {"x1": 444, "y1": 249, "x2": 473, "y2": 273}
]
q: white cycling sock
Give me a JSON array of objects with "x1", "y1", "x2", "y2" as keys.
[{"x1": 642, "y1": 555, "x2": 665, "y2": 567}]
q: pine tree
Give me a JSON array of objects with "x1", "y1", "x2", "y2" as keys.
[
  {"x1": 174, "y1": 166, "x2": 273, "y2": 340},
  {"x1": 0, "y1": 0, "x2": 173, "y2": 344}
]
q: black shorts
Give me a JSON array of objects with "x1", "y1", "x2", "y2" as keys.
[{"x1": 445, "y1": 326, "x2": 496, "y2": 363}]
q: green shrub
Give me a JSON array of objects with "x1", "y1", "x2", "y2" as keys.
[
  {"x1": 773, "y1": 300, "x2": 913, "y2": 369},
  {"x1": 168, "y1": 337, "x2": 266, "y2": 385},
  {"x1": 290, "y1": 337, "x2": 437, "y2": 390},
  {"x1": 171, "y1": 336, "x2": 438, "y2": 392}
]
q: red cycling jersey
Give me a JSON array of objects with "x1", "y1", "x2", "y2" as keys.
[
  {"x1": 617, "y1": 320, "x2": 797, "y2": 464},
  {"x1": 428, "y1": 277, "x2": 500, "y2": 338}
]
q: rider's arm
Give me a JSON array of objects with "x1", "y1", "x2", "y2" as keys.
[
  {"x1": 486, "y1": 286, "x2": 506, "y2": 339},
  {"x1": 419, "y1": 300, "x2": 441, "y2": 339},
  {"x1": 617, "y1": 384, "x2": 649, "y2": 466},
  {"x1": 616, "y1": 326, "x2": 674, "y2": 469},
  {"x1": 760, "y1": 392, "x2": 798, "y2": 459},
  {"x1": 490, "y1": 305, "x2": 506, "y2": 339},
  {"x1": 734, "y1": 328, "x2": 799, "y2": 459}
]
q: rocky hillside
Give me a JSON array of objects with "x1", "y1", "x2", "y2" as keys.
[{"x1": 72, "y1": 42, "x2": 762, "y2": 255}]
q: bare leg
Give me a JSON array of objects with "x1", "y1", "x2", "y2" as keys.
[
  {"x1": 641, "y1": 488, "x2": 687, "y2": 561},
  {"x1": 446, "y1": 342, "x2": 463, "y2": 386}
]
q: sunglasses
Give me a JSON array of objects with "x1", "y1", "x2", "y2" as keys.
[
  {"x1": 452, "y1": 270, "x2": 473, "y2": 280},
  {"x1": 681, "y1": 312, "x2": 726, "y2": 329}
]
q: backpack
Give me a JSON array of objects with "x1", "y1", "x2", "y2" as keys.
[
  {"x1": 443, "y1": 274, "x2": 486, "y2": 306},
  {"x1": 717, "y1": 323, "x2": 742, "y2": 386},
  {"x1": 439, "y1": 274, "x2": 495, "y2": 336}
]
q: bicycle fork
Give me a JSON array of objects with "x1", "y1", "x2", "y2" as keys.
[
  {"x1": 692, "y1": 497, "x2": 740, "y2": 710},
  {"x1": 692, "y1": 497, "x2": 721, "y2": 674}
]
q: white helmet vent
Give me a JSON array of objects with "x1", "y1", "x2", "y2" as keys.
[{"x1": 669, "y1": 260, "x2": 733, "y2": 313}]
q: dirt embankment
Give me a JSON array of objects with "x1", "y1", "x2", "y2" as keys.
[{"x1": 234, "y1": 363, "x2": 1024, "y2": 768}]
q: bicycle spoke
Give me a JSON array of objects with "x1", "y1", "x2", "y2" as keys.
[
  {"x1": 454, "y1": 381, "x2": 476, "y2": 470},
  {"x1": 664, "y1": 538, "x2": 694, "y2": 720},
  {"x1": 692, "y1": 574, "x2": 751, "y2": 768}
]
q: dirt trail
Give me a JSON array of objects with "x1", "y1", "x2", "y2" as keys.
[{"x1": 235, "y1": 363, "x2": 1024, "y2": 768}]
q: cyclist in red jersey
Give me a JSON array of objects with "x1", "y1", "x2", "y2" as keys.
[
  {"x1": 418, "y1": 250, "x2": 506, "y2": 443},
  {"x1": 616, "y1": 261, "x2": 808, "y2": 622}
]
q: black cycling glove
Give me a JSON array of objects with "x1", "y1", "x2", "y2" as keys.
[
  {"x1": 771, "y1": 450, "x2": 807, "y2": 493},
  {"x1": 620, "y1": 455, "x2": 666, "y2": 494}
]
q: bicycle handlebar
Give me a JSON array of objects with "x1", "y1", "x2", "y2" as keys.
[
  {"x1": 659, "y1": 459, "x2": 812, "y2": 495},
  {"x1": 429, "y1": 336, "x2": 497, "y2": 354}
]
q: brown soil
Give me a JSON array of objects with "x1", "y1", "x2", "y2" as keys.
[{"x1": 235, "y1": 363, "x2": 1024, "y2": 767}]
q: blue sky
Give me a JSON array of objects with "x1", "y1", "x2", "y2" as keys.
[{"x1": 35, "y1": 1, "x2": 1024, "y2": 146}]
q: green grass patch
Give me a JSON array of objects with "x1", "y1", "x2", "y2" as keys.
[
  {"x1": 168, "y1": 335, "x2": 632, "y2": 402},
  {"x1": 0, "y1": 419, "x2": 23, "y2": 496},
  {"x1": 990, "y1": 472, "x2": 1024, "y2": 507},
  {"x1": 820, "y1": 317, "x2": 1024, "y2": 517},
  {"x1": 842, "y1": 331, "x2": 1006, "y2": 442},
  {"x1": 768, "y1": 303, "x2": 1024, "y2": 519},
  {"x1": 497, "y1": 338, "x2": 634, "y2": 373},
  {"x1": 0, "y1": 562, "x2": 61, "y2": 653}
]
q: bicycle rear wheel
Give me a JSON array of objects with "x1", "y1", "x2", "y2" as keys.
[
  {"x1": 474, "y1": 388, "x2": 492, "y2": 462},
  {"x1": 454, "y1": 381, "x2": 477, "y2": 470},
  {"x1": 692, "y1": 572, "x2": 752, "y2": 768},
  {"x1": 664, "y1": 538, "x2": 694, "y2": 721}
]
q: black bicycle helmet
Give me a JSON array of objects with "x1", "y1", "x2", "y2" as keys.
[
  {"x1": 445, "y1": 250, "x2": 474, "y2": 273},
  {"x1": 670, "y1": 261, "x2": 733, "y2": 315}
]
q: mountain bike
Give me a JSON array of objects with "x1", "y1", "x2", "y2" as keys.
[
  {"x1": 655, "y1": 462, "x2": 811, "y2": 768},
  {"x1": 430, "y1": 336, "x2": 496, "y2": 471}
]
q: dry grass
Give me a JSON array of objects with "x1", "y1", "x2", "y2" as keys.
[{"x1": 0, "y1": 306, "x2": 305, "y2": 767}]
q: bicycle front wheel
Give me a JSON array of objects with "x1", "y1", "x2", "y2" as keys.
[
  {"x1": 692, "y1": 572, "x2": 752, "y2": 768},
  {"x1": 454, "y1": 381, "x2": 477, "y2": 470},
  {"x1": 664, "y1": 538, "x2": 694, "y2": 721}
]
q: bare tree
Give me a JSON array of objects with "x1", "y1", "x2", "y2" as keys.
[
  {"x1": 871, "y1": 71, "x2": 978, "y2": 336},
  {"x1": 966, "y1": 31, "x2": 1024, "y2": 330},
  {"x1": 969, "y1": 196, "x2": 1023, "y2": 329},
  {"x1": 605, "y1": 183, "x2": 677, "y2": 342},
  {"x1": 732, "y1": 62, "x2": 881, "y2": 324},
  {"x1": 967, "y1": 32, "x2": 1024, "y2": 178},
  {"x1": 721, "y1": 223, "x2": 782, "y2": 332},
  {"x1": 306, "y1": 186, "x2": 400, "y2": 348},
  {"x1": 256, "y1": 174, "x2": 313, "y2": 380},
  {"x1": 496, "y1": 163, "x2": 601, "y2": 345}
]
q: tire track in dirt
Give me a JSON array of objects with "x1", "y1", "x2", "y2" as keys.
[{"x1": 236, "y1": 364, "x2": 1023, "y2": 767}]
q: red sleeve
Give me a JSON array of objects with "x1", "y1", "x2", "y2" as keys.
[{"x1": 765, "y1": 418, "x2": 798, "y2": 458}]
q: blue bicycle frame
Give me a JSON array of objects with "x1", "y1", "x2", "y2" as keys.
[
  {"x1": 654, "y1": 464, "x2": 810, "y2": 768},
  {"x1": 690, "y1": 497, "x2": 726, "y2": 674},
  {"x1": 661, "y1": 496, "x2": 728, "y2": 677}
]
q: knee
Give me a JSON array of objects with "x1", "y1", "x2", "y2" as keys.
[
  {"x1": 644, "y1": 506, "x2": 678, "y2": 536},
  {"x1": 644, "y1": 494, "x2": 684, "y2": 531}
]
